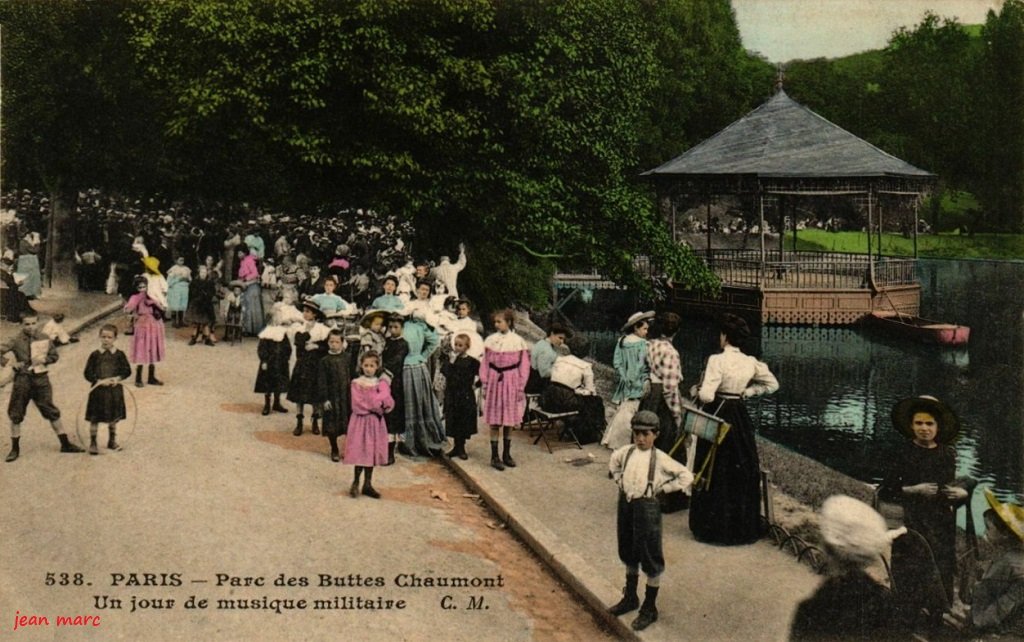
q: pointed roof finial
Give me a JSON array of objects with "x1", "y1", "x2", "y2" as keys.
[{"x1": 775, "y1": 64, "x2": 786, "y2": 93}]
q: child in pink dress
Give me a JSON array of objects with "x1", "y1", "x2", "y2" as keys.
[
  {"x1": 479, "y1": 308, "x2": 530, "y2": 471},
  {"x1": 124, "y1": 276, "x2": 166, "y2": 387},
  {"x1": 344, "y1": 351, "x2": 394, "y2": 499}
]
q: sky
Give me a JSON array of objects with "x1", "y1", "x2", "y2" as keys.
[{"x1": 732, "y1": 0, "x2": 1005, "y2": 62}]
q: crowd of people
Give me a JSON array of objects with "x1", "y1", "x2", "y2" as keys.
[
  {"x1": 0, "y1": 187, "x2": 428, "y2": 324},
  {"x1": 2, "y1": 187, "x2": 1022, "y2": 637}
]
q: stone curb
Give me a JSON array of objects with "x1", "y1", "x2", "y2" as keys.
[
  {"x1": 441, "y1": 455, "x2": 643, "y2": 641},
  {"x1": 65, "y1": 299, "x2": 125, "y2": 337}
]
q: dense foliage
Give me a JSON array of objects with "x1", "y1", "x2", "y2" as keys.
[
  {"x1": 785, "y1": 1, "x2": 1024, "y2": 232},
  {"x1": 8, "y1": 0, "x2": 1016, "y2": 305},
  {"x1": 5, "y1": 0, "x2": 783, "y2": 303}
]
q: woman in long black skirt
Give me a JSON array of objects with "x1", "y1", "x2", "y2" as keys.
[{"x1": 689, "y1": 314, "x2": 778, "y2": 545}]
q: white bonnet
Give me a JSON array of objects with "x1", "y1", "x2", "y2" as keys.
[{"x1": 819, "y1": 495, "x2": 906, "y2": 565}]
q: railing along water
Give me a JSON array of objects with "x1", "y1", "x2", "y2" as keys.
[
  {"x1": 552, "y1": 251, "x2": 917, "y2": 291},
  {"x1": 697, "y1": 250, "x2": 917, "y2": 289}
]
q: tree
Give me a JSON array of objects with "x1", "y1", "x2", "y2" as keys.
[
  {"x1": 1, "y1": 0, "x2": 162, "y2": 285},
  {"x1": 636, "y1": 0, "x2": 775, "y2": 172},
  {"x1": 127, "y1": 0, "x2": 724, "y2": 302},
  {"x1": 880, "y1": 13, "x2": 980, "y2": 188},
  {"x1": 976, "y1": 0, "x2": 1024, "y2": 231}
]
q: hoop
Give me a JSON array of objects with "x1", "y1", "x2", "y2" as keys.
[{"x1": 73, "y1": 382, "x2": 139, "y2": 454}]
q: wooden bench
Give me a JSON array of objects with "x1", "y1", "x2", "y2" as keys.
[{"x1": 528, "y1": 407, "x2": 582, "y2": 453}]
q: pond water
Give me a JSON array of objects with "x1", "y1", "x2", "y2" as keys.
[{"x1": 563, "y1": 258, "x2": 1024, "y2": 523}]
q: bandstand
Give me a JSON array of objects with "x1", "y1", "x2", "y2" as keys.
[{"x1": 642, "y1": 88, "x2": 936, "y2": 325}]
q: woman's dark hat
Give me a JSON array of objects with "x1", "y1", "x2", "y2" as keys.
[
  {"x1": 631, "y1": 410, "x2": 660, "y2": 431},
  {"x1": 300, "y1": 299, "x2": 325, "y2": 320},
  {"x1": 621, "y1": 310, "x2": 655, "y2": 334},
  {"x1": 891, "y1": 395, "x2": 960, "y2": 444}
]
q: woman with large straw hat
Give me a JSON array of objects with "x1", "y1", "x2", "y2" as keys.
[
  {"x1": 878, "y1": 395, "x2": 975, "y2": 617},
  {"x1": 971, "y1": 489, "x2": 1024, "y2": 635},
  {"x1": 601, "y1": 310, "x2": 654, "y2": 450}
]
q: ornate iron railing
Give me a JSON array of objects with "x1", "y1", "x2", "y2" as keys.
[
  {"x1": 695, "y1": 250, "x2": 917, "y2": 289},
  {"x1": 552, "y1": 251, "x2": 917, "y2": 291}
]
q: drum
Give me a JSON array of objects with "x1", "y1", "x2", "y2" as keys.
[
  {"x1": 679, "y1": 401, "x2": 730, "y2": 444},
  {"x1": 672, "y1": 400, "x2": 732, "y2": 490}
]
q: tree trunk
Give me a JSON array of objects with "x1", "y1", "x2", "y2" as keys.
[{"x1": 45, "y1": 189, "x2": 78, "y2": 291}]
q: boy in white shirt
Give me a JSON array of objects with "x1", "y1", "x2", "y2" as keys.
[{"x1": 608, "y1": 410, "x2": 693, "y2": 631}]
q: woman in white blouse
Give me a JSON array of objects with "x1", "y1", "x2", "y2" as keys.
[
  {"x1": 688, "y1": 313, "x2": 778, "y2": 546},
  {"x1": 540, "y1": 340, "x2": 606, "y2": 444}
]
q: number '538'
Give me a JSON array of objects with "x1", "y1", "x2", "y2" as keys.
[{"x1": 45, "y1": 573, "x2": 85, "y2": 586}]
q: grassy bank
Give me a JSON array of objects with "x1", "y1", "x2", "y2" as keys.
[{"x1": 792, "y1": 229, "x2": 1024, "y2": 260}]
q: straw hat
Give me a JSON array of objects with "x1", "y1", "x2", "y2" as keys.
[
  {"x1": 360, "y1": 309, "x2": 389, "y2": 329},
  {"x1": 141, "y1": 256, "x2": 161, "y2": 275},
  {"x1": 818, "y1": 495, "x2": 906, "y2": 566},
  {"x1": 630, "y1": 410, "x2": 660, "y2": 431},
  {"x1": 621, "y1": 310, "x2": 656, "y2": 334},
  {"x1": 984, "y1": 489, "x2": 1024, "y2": 543},
  {"x1": 891, "y1": 395, "x2": 960, "y2": 444}
]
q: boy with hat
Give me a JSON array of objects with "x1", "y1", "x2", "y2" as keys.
[
  {"x1": 971, "y1": 490, "x2": 1024, "y2": 635},
  {"x1": 607, "y1": 410, "x2": 693, "y2": 631}
]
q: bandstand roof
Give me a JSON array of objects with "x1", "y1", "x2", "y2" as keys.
[{"x1": 643, "y1": 90, "x2": 934, "y2": 194}]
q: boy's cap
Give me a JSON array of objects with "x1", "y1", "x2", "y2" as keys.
[{"x1": 631, "y1": 410, "x2": 660, "y2": 431}]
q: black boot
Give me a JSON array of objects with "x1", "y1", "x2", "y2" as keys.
[
  {"x1": 6, "y1": 437, "x2": 19, "y2": 462},
  {"x1": 631, "y1": 585, "x2": 659, "y2": 631},
  {"x1": 608, "y1": 574, "x2": 640, "y2": 616},
  {"x1": 147, "y1": 364, "x2": 163, "y2": 386},
  {"x1": 361, "y1": 468, "x2": 380, "y2": 499},
  {"x1": 89, "y1": 437, "x2": 99, "y2": 456},
  {"x1": 262, "y1": 394, "x2": 271, "y2": 416},
  {"x1": 350, "y1": 467, "x2": 362, "y2": 498},
  {"x1": 135, "y1": 365, "x2": 144, "y2": 388},
  {"x1": 189, "y1": 332, "x2": 199, "y2": 346},
  {"x1": 58, "y1": 434, "x2": 85, "y2": 453},
  {"x1": 502, "y1": 438, "x2": 516, "y2": 468},
  {"x1": 328, "y1": 435, "x2": 340, "y2": 462},
  {"x1": 293, "y1": 415, "x2": 304, "y2": 436},
  {"x1": 311, "y1": 414, "x2": 320, "y2": 435},
  {"x1": 387, "y1": 442, "x2": 396, "y2": 466},
  {"x1": 272, "y1": 394, "x2": 288, "y2": 413},
  {"x1": 451, "y1": 437, "x2": 468, "y2": 460},
  {"x1": 490, "y1": 441, "x2": 504, "y2": 471},
  {"x1": 108, "y1": 427, "x2": 120, "y2": 451}
]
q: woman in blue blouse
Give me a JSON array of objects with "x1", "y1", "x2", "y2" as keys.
[{"x1": 601, "y1": 311, "x2": 654, "y2": 449}]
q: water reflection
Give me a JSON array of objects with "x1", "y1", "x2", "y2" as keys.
[{"x1": 570, "y1": 259, "x2": 1024, "y2": 510}]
